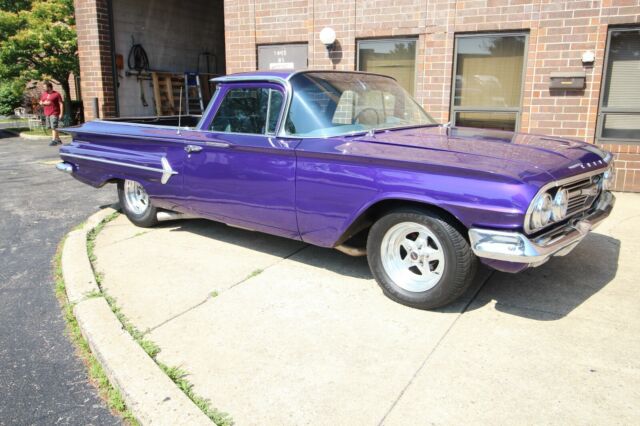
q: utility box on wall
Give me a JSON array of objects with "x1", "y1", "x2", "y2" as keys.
[
  {"x1": 549, "y1": 71, "x2": 586, "y2": 90},
  {"x1": 257, "y1": 44, "x2": 308, "y2": 71}
]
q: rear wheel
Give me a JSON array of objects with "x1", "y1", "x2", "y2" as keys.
[
  {"x1": 366, "y1": 208, "x2": 477, "y2": 309},
  {"x1": 117, "y1": 180, "x2": 158, "y2": 227}
]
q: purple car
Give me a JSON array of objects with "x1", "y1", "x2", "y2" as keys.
[{"x1": 57, "y1": 71, "x2": 615, "y2": 309}]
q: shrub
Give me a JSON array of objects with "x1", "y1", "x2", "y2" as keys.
[{"x1": 0, "y1": 81, "x2": 25, "y2": 116}]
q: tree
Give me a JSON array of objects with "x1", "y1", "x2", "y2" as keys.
[{"x1": 0, "y1": 0, "x2": 78, "y2": 118}]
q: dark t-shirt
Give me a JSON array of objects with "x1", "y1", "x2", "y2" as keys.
[{"x1": 40, "y1": 91, "x2": 62, "y2": 116}]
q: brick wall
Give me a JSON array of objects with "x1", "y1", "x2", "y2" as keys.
[
  {"x1": 223, "y1": 0, "x2": 640, "y2": 191},
  {"x1": 74, "y1": 0, "x2": 116, "y2": 120}
]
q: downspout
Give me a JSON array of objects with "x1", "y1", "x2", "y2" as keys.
[{"x1": 106, "y1": 0, "x2": 120, "y2": 117}]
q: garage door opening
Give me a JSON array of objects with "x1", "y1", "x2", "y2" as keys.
[{"x1": 111, "y1": 0, "x2": 225, "y2": 118}]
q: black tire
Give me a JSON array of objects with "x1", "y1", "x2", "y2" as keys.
[
  {"x1": 117, "y1": 180, "x2": 158, "y2": 228},
  {"x1": 366, "y1": 208, "x2": 477, "y2": 310}
]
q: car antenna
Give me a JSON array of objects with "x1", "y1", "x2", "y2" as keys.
[{"x1": 177, "y1": 85, "x2": 183, "y2": 135}]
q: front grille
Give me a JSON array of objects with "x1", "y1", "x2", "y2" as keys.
[{"x1": 561, "y1": 174, "x2": 602, "y2": 216}]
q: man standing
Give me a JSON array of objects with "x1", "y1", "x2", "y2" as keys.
[{"x1": 39, "y1": 82, "x2": 64, "y2": 146}]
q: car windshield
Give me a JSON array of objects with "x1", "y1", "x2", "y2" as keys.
[{"x1": 284, "y1": 72, "x2": 437, "y2": 137}]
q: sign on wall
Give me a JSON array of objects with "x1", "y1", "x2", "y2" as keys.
[{"x1": 258, "y1": 44, "x2": 308, "y2": 71}]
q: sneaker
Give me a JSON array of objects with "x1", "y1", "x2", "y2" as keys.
[{"x1": 49, "y1": 140, "x2": 58, "y2": 146}]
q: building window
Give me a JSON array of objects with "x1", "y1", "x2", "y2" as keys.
[
  {"x1": 357, "y1": 38, "x2": 417, "y2": 95},
  {"x1": 598, "y1": 28, "x2": 640, "y2": 142},
  {"x1": 451, "y1": 33, "x2": 527, "y2": 131},
  {"x1": 257, "y1": 43, "x2": 308, "y2": 71}
]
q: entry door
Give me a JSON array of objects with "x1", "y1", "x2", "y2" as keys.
[{"x1": 181, "y1": 83, "x2": 300, "y2": 239}]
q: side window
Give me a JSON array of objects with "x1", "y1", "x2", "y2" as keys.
[{"x1": 210, "y1": 87, "x2": 284, "y2": 135}]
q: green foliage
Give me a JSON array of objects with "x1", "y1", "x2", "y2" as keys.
[
  {"x1": 0, "y1": 1, "x2": 33, "y2": 13},
  {"x1": 0, "y1": 80, "x2": 24, "y2": 115},
  {"x1": 0, "y1": 0, "x2": 78, "y2": 102}
]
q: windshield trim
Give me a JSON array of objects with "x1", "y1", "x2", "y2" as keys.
[
  {"x1": 279, "y1": 71, "x2": 437, "y2": 138},
  {"x1": 277, "y1": 70, "x2": 401, "y2": 138}
]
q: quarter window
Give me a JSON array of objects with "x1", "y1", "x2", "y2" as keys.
[
  {"x1": 598, "y1": 28, "x2": 640, "y2": 141},
  {"x1": 357, "y1": 38, "x2": 417, "y2": 95},
  {"x1": 210, "y1": 87, "x2": 283, "y2": 135},
  {"x1": 451, "y1": 34, "x2": 527, "y2": 131}
]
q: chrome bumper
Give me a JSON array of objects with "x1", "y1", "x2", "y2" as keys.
[{"x1": 469, "y1": 191, "x2": 615, "y2": 266}]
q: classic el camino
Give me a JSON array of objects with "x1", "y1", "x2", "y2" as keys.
[{"x1": 57, "y1": 71, "x2": 615, "y2": 309}]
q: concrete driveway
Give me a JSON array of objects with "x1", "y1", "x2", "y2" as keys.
[{"x1": 94, "y1": 193, "x2": 640, "y2": 425}]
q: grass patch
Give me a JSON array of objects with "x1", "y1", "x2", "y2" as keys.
[
  {"x1": 210, "y1": 290, "x2": 219, "y2": 298},
  {"x1": 158, "y1": 363, "x2": 233, "y2": 426},
  {"x1": 54, "y1": 235, "x2": 139, "y2": 425},
  {"x1": 86, "y1": 212, "x2": 234, "y2": 425},
  {"x1": 248, "y1": 269, "x2": 263, "y2": 279}
]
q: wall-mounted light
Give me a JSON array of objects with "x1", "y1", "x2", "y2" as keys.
[
  {"x1": 319, "y1": 27, "x2": 336, "y2": 51},
  {"x1": 581, "y1": 51, "x2": 595, "y2": 65}
]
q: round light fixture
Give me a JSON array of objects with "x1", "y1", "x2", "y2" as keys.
[
  {"x1": 530, "y1": 193, "x2": 553, "y2": 230},
  {"x1": 551, "y1": 189, "x2": 569, "y2": 221},
  {"x1": 319, "y1": 27, "x2": 336, "y2": 49}
]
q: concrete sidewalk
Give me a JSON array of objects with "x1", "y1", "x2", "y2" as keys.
[{"x1": 94, "y1": 193, "x2": 640, "y2": 425}]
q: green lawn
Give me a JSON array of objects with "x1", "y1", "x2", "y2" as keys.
[{"x1": 0, "y1": 118, "x2": 28, "y2": 124}]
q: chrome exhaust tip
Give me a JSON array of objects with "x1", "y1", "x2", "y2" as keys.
[
  {"x1": 156, "y1": 211, "x2": 196, "y2": 222},
  {"x1": 56, "y1": 162, "x2": 73, "y2": 173}
]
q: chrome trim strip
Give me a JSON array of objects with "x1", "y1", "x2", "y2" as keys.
[
  {"x1": 160, "y1": 157, "x2": 177, "y2": 184},
  {"x1": 523, "y1": 166, "x2": 610, "y2": 234},
  {"x1": 204, "y1": 141, "x2": 231, "y2": 148},
  {"x1": 471, "y1": 191, "x2": 615, "y2": 264},
  {"x1": 211, "y1": 75, "x2": 290, "y2": 84},
  {"x1": 212, "y1": 71, "x2": 400, "y2": 138},
  {"x1": 60, "y1": 153, "x2": 178, "y2": 184}
]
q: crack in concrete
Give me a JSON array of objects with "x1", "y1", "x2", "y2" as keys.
[
  {"x1": 377, "y1": 270, "x2": 494, "y2": 425},
  {"x1": 143, "y1": 243, "x2": 311, "y2": 335}
]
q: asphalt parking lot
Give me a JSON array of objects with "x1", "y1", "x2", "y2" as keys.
[
  {"x1": 0, "y1": 134, "x2": 118, "y2": 424},
  {"x1": 92, "y1": 193, "x2": 640, "y2": 425}
]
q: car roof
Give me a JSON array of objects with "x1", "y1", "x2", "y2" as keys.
[{"x1": 211, "y1": 70, "x2": 396, "y2": 84}]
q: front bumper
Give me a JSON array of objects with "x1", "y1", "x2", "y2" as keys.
[{"x1": 468, "y1": 191, "x2": 615, "y2": 267}]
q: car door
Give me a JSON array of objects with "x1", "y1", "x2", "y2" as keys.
[{"x1": 181, "y1": 83, "x2": 301, "y2": 239}]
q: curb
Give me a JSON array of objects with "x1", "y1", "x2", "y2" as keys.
[
  {"x1": 0, "y1": 128, "x2": 70, "y2": 140},
  {"x1": 19, "y1": 131, "x2": 51, "y2": 140},
  {"x1": 62, "y1": 207, "x2": 212, "y2": 425}
]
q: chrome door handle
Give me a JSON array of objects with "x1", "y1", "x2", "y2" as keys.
[{"x1": 185, "y1": 144, "x2": 203, "y2": 153}]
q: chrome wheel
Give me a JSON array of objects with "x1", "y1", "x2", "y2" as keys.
[
  {"x1": 123, "y1": 180, "x2": 149, "y2": 215},
  {"x1": 380, "y1": 222, "x2": 446, "y2": 292}
]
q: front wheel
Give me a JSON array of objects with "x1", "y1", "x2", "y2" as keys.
[
  {"x1": 117, "y1": 180, "x2": 158, "y2": 227},
  {"x1": 366, "y1": 209, "x2": 477, "y2": 309}
]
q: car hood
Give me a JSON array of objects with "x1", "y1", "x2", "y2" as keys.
[{"x1": 349, "y1": 125, "x2": 610, "y2": 183}]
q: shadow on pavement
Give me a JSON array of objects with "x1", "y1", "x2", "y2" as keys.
[
  {"x1": 468, "y1": 232, "x2": 621, "y2": 320},
  {"x1": 165, "y1": 218, "x2": 373, "y2": 280},
  {"x1": 163, "y1": 218, "x2": 620, "y2": 319}
]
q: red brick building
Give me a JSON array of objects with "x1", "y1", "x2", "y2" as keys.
[{"x1": 74, "y1": 0, "x2": 640, "y2": 191}]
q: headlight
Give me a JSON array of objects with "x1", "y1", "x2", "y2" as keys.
[
  {"x1": 551, "y1": 189, "x2": 569, "y2": 221},
  {"x1": 530, "y1": 193, "x2": 553, "y2": 230},
  {"x1": 602, "y1": 163, "x2": 615, "y2": 190}
]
